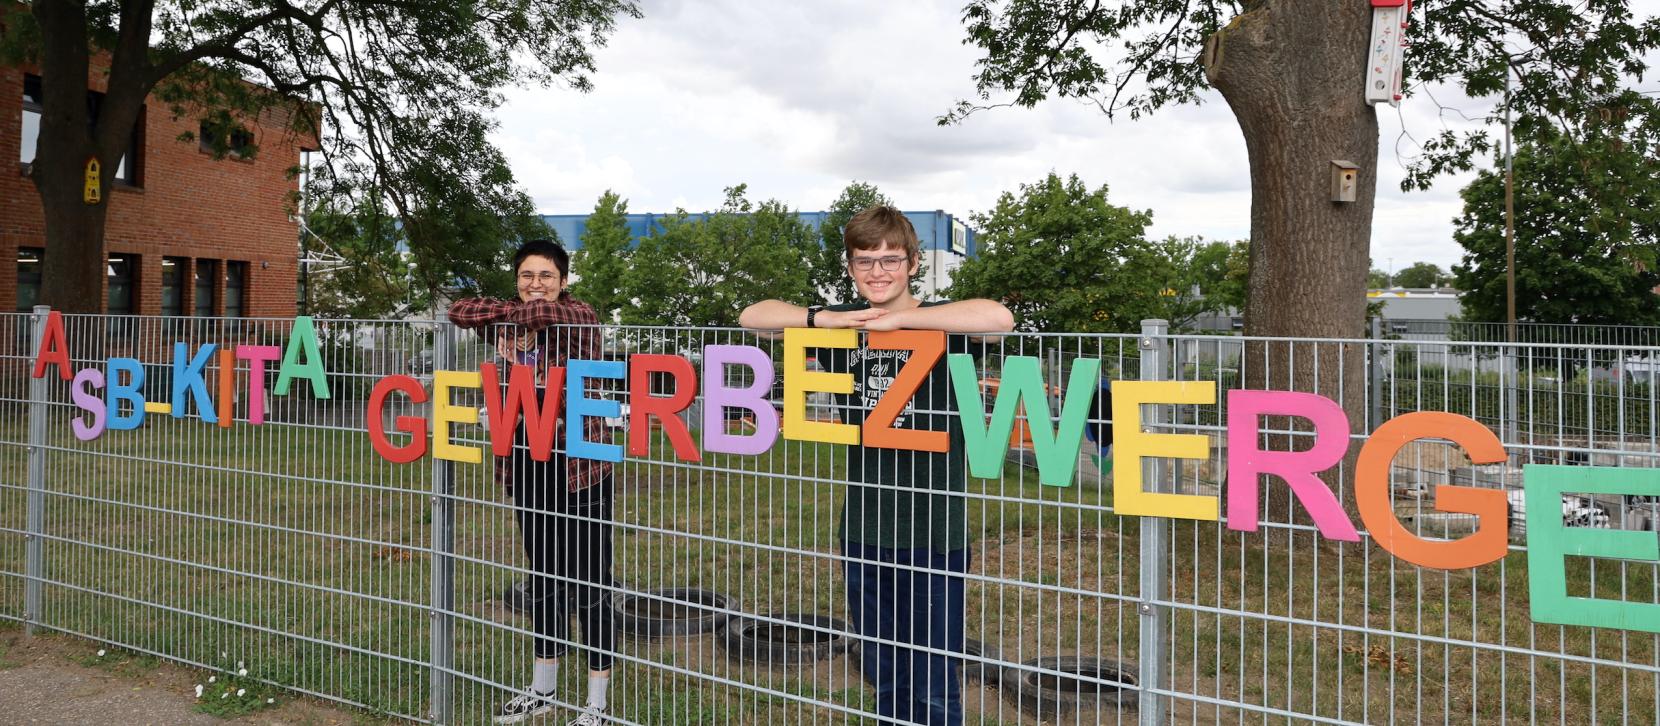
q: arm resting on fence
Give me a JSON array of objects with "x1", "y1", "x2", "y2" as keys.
[{"x1": 863, "y1": 299, "x2": 1014, "y2": 334}]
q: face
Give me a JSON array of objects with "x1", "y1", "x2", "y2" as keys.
[
  {"x1": 847, "y1": 242, "x2": 918, "y2": 307},
  {"x1": 515, "y1": 255, "x2": 565, "y2": 302}
]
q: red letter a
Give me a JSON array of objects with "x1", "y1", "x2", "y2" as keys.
[{"x1": 31, "y1": 310, "x2": 72, "y2": 381}]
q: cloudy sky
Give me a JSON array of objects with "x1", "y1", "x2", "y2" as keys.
[{"x1": 487, "y1": 0, "x2": 1630, "y2": 274}]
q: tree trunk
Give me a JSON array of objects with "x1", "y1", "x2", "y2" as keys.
[
  {"x1": 32, "y1": 0, "x2": 155, "y2": 314},
  {"x1": 35, "y1": 186, "x2": 111, "y2": 315},
  {"x1": 1205, "y1": 1, "x2": 1377, "y2": 523}
]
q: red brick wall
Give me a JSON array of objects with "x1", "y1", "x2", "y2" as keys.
[{"x1": 1, "y1": 59, "x2": 315, "y2": 318}]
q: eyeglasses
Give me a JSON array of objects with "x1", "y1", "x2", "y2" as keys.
[
  {"x1": 849, "y1": 256, "x2": 908, "y2": 272},
  {"x1": 518, "y1": 271, "x2": 560, "y2": 283}
]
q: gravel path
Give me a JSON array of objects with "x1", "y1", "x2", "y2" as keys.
[{"x1": 0, "y1": 629, "x2": 379, "y2": 725}]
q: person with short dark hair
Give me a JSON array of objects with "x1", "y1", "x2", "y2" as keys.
[
  {"x1": 448, "y1": 239, "x2": 617, "y2": 726},
  {"x1": 740, "y1": 206, "x2": 1014, "y2": 725}
]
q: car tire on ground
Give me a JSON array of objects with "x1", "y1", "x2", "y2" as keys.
[
  {"x1": 611, "y1": 587, "x2": 739, "y2": 639},
  {"x1": 719, "y1": 613, "x2": 852, "y2": 666},
  {"x1": 1004, "y1": 655, "x2": 1137, "y2": 717}
]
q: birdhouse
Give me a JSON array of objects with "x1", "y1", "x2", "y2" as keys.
[
  {"x1": 1331, "y1": 160, "x2": 1359, "y2": 203},
  {"x1": 1366, "y1": 0, "x2": 1410, "y2": 106}
]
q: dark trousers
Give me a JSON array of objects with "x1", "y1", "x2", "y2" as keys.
[
  {"x1": 842, "y1": 540, "x2": 969, "y2": 726},
  {"x1": 515, "y1": 471, "x2": 617, "y2": 670}
]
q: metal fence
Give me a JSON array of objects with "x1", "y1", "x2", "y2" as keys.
[
  {"x1": 1377, "y1": 318, "x2": 1660, "y2": 348},
  {"x1": 1, "y1": 309, "x2": 1657, "y2": 724}
]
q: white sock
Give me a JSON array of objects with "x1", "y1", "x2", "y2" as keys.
[
  {"x1": 531, "y1": 661, "x2": 559, "y2": 695},
  {"x1": 586, "y1": 674, "x2": 610, "y2": 711}
]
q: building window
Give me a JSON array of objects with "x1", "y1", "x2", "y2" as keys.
[
  {"x1": 20, "y1": 76, "x2": 41, "y2": 165},
  {"x1": 225, "y1": 261, "x2": 247, "y2": 318},
  {"x1": 194, "y1": 259, "x2": 218, "y2": 316},
  {"x1": 20, "y1": 74, "x2": 142, "y2": 185},
  {"x1": 160, "y1": 256, "x2": 186, "y2": 316},
  {"x1": 199, "y1": 119, "x2": 255, "y2": 160},
  {"x1": 107, "y1": 255, "x2": 135, "y2": 315},
  {"x1": 16, "y1": 248, "x2": 43, "y2": 312}
]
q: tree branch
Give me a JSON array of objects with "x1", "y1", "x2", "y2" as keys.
[{"x1": 144, "y1": 0, "x2": 342, "y2": 88}]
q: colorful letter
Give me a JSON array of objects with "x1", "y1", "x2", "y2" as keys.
[
  {"x1": 70, "y1": 368, "x2": 106, "y2": 441},
  {"x1": 566, "y1": 359, "x2": 624, "y2": 463},
  {"x1": 236, "y1": 345, "x2": 281, "y2": 425},
  {"x1": 275, "y1": 316, "x2": 331, "y2": 399},
  {"x1": 217, "y1": 348, "x2": 235, "y2": 428},
  {"x1": 1525, "y1": 464, "x2": 1660, "y2": 633},
  {"x1": 703, "y1": 345, "x2": 780, "y2": 456},
  {"x1": 1355, "y1": 412, "x2": 1509, "y2": 569},
  {"x1": 1226, "y1": 390, "x2": 1360, "y2": 541},
  {"x1": 30, "y1": 310, "x2": 71, "y2": 381},
  {"x1": 432, "y1": 370, "x2": 482, "y2": 464},
  {"x1": 171, "y1": 342, "x2": 219, "y2": 424},
  {"x1": 949, "y1": 354, "x2": 1100, "y2": 487},
  {"x1": 1111, "y1": 381, "x2": 1218, "y2": 519},
  {"x1": 105, "y1": 358, "x2": 146, "y2": 431},
  {"x1": 367, "y1": 375, "x2": 429, "y2": 463},
  {"x1": 480, "y1": 362, "x2": 564, "y2": 461},
  {"x1": 863, "y1": 331, "x2": 947, "y2": 452},
  {"x1": 629, "y1": 354, "x2": 700, "y2": 461},
  {"x1": 782, "y1": 328, "x2": 857, "y2": 445}
]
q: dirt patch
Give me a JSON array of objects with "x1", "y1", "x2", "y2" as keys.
[{"x1": 0, "y1": 629, "x2": 381, "y2": 725}]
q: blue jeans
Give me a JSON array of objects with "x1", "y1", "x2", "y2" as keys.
[{"x1": 842, "y1": 541, "x2": 969, "y2": 726}]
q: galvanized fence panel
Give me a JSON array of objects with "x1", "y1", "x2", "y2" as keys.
[
  {"x1": 0, "y1": 313, "x2": 33, "y2": 626},
  {"x1": 0, "y1": 311, "x2": 1655, "y2": 725}
]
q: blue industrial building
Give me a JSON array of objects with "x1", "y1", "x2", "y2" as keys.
[{"x1": 541, "y1": 210, "x2": 979, "y2": 297}]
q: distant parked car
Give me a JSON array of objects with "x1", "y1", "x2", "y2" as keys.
[
  {"x1": 407, "y1": 349, "x2": 434, "y2": 375},
  {"x1": 1507, "y1": 489, "x2": 1611, "y2": 540}
]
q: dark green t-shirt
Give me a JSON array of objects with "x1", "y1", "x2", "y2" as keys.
[{"x1": 818, "y1": 301, "x2": 984, "y2": 553}]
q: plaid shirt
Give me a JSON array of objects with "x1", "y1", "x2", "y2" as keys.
[{"x1": 447, "y1": 293, "x2": 613, "y2": 493}]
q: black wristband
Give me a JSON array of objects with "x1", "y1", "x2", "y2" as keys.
[{"x1": 806, "y1": 306, "x2": 823, "y2": 328}]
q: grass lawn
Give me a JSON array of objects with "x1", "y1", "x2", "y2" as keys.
[{"x1": 0, "y1": 402, "x2": 1656, "y2": 724}]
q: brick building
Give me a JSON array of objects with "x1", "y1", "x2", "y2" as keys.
[{"x1": 1, "y1": 60, "x2": 314, "y2": 317}]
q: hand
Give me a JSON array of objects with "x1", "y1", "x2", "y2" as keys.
[
  {"x1": 495, "y1": 331, "x2": 516, "y2": 361},
  {"x1": 862, "y1": 312, "x2": 907, "y2": 332},
  {"x1": 822, "y1": 308, "x2": 889, "y2": 329}
]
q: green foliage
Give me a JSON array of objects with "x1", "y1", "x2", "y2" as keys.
[
  {"x1": 947, "y1": 0, "x2": 1660, "y2": 189},
  {"x1": 1451, "y1": 134, "x2": 1660, "y2": 328},
  {"x1": 1367, "y1": 266, "x2": 1391, "y2": 289},
  {"x1": 1141, "y1": 237, "x2": 1243, "y2": 330},
  {"x1": 1382, "y1": 364, "x2": 1654, "y2": 443},
  {"x1": 1392, "y1": 262, "x2": 1451, "y2": 289},
  {"x1": 6, "y1": 0, "x2": 638, "y2": 310},
  {"x1": 303, "y1": 201, "x2": 413, "y2": 320},
  {"x1": 1214, "y1": 240, "x2": 1249, "y2": 313},
  {"x1": 335, "y1": 114, "x2": 551, "y2": 306},
  {"x1": 945, "y1": 172, "x2": 1163, "y2": 333},
  {"x1": 193, "y1": 664, "x2": 283, "y2": 718},
  {"x1": 813, "y1": 182, "x2": 893, "y2": 305},
  {"x1": 569, "y1": 190, "x2": 633, "y2": 320},
  {"x1": 620, "y1": 185, "x2": 817, "y2": 327}
]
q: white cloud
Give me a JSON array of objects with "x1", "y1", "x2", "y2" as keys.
[{"x1": 492, "y1": 0, "x2": 1655, "y2": 273}]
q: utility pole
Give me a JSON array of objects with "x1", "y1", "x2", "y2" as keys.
[
  {"x1": 1505, "y1": 70, "x2": 1517, "y2": 344},
  {"x1": 1503, "y1": 68, "x2": 1520, "y2": 453}
]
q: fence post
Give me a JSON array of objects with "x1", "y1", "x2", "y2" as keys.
[
  {"x1": 1137, "y1": 318, "x2": 1169, "y2": 725},
  {"x1": 1369, "y1": 316, "x2": 1384, "y2": 428},
  {"x1": 428, "y1": 322, "x2": 456, "y2": 724},
  {"x1": 24, "y1": 306, "x2": 49, "y2": 635},
  {"x1": 1503, "y1": 345, "x2": 1520, "y2": 454}
]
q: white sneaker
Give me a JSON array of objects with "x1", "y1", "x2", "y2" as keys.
[
  {"x1": 494, "y1": 688, "x2": 556, "y2": 724},
  {"x1": 567, "y1": 707, "x2": 608, "y2": 726}
]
